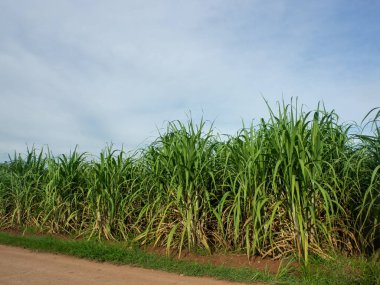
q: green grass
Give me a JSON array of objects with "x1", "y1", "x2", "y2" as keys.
[{"x1": 0, "y1": 231, "x2": 379, "y2": 285}]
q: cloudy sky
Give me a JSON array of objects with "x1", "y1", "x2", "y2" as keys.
[{"x1": 1, "y1": 1, "x2": 379, "y2": 160}]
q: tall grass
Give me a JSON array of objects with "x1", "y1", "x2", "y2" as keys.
[
  {"x1": 0, "y1": 100, "x2": 379, "y2": 265},
  {"x1": 133, "y1": 119, "x2": 219, "y2": 255}
]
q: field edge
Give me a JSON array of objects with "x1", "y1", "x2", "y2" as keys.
[{"x1": 0, "y1": 231, "x2": 282, "y2": 285}]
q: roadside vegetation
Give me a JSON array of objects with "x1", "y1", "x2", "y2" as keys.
[
  {"x1": 0, "y1": 99, "x2": 379, "y2": 284},
  {"x1": 0, "y1": 231, "x2": 379, "y2": 285}
]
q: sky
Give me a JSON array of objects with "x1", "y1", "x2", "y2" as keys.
[{"x1": 1, "y1": 1, "x2": 379, "y2": 161}]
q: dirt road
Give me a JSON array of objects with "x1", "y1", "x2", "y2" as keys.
[{"x1": 0, "y1": 245, "x2": 261, "y2": 285}]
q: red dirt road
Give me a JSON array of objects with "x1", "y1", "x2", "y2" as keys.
[{"x1": 0, "y1": 245, "x2": 265, "y2": 285}]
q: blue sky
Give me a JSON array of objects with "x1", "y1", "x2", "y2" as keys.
[{"x1": 1, "y1": 1, "x2": 379, "y2": 160}]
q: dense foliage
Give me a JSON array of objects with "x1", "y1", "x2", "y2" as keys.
[{"x1": 1, "y1": 101, "x2": 379, "y2": 264}]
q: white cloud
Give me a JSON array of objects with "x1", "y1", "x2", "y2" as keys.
[{"x1": 0, "y1": 0, "x2": 379, "y2": 160}]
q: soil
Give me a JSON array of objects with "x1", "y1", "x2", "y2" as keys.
[
  {"x1": 0, "y1": 245, "x2": 269, "y2": 285},
  {"x1": 147, "y1": 247, "x2": 284, "y2": 274}
]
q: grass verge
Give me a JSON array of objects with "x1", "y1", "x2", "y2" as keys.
[
  {"x1": 0, "y1": 231, "x2": 379, "y2": 285},
  {"x1": 0, "y1": 231, "x2": 280, "y2": 284}
]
